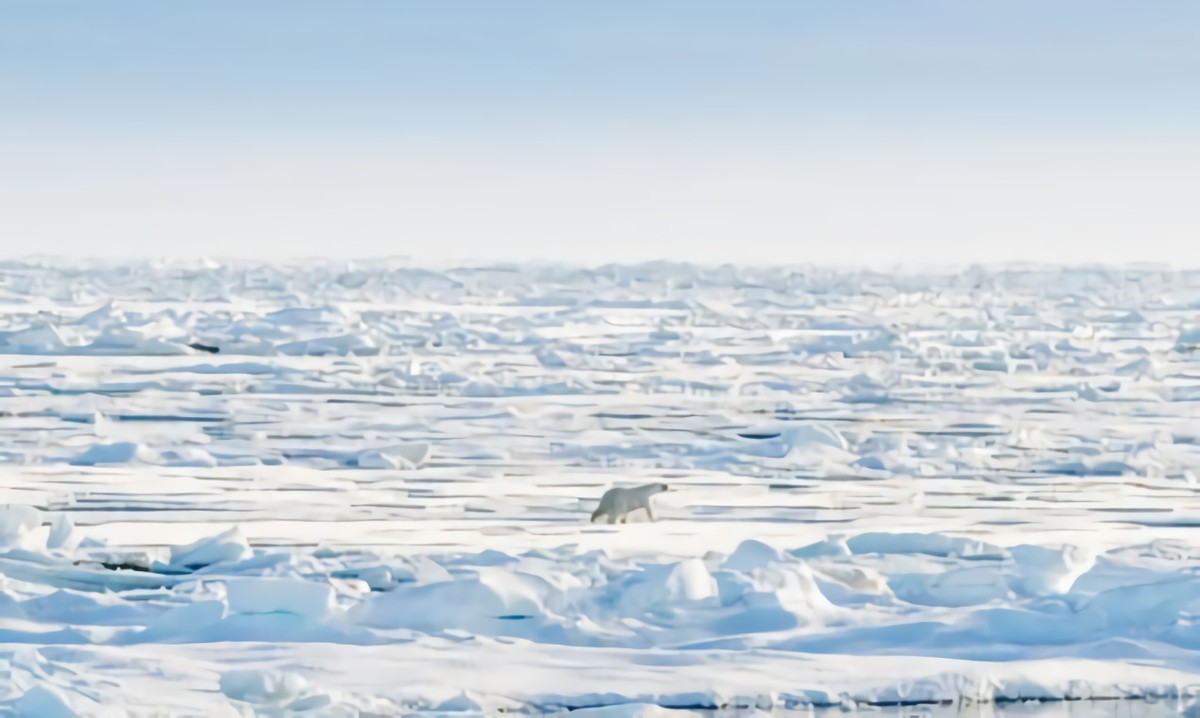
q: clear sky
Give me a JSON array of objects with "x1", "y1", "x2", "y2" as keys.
[{"x1": 2, "y1": 1, "x2": 1198, "y2": 264}]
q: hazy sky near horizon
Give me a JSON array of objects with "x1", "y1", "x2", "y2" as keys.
[{"x1": 2, "y1": 1, "x2": 1199, "y2": 264}]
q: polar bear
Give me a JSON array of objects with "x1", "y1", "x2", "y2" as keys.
[{"x1": 590, "y1": 483, "x2": 668, "y2": 524}]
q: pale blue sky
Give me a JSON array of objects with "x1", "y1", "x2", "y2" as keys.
[{"x1": 2, "y1": 1, "x2": 1198, "y2": 263}]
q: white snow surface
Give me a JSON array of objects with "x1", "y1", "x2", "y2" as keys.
[{"x1": 1, "y1": 260, "x2": 1200, "y2": 714}]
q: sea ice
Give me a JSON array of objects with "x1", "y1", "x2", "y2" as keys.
[{"x1": 0, "y1": 261, "x2": 1198, "y2": 714}]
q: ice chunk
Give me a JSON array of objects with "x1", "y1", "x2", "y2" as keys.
[
  {"x1": 45, "y1": 514, "x2": 78, "y2": 552},
  {"x1": 275, "y1": 332, "x2": 381, "y2": 357},
  {"x1": 1177, "y1": 327, "x2": 1200, "y2": 351},
  {"x1": 91, "y1": 411, "x2": 111, "y2": 439},
  {"x1": 723, "y1": 540, "x2": 784, "y2": 572},
  {"x1": 12, "y1": 686, "x2": 77, "y2": 718},
  {"x1": 68, "y1": 441, "x2": 148, "y2": 466},
  {"x1": 845, "y1": 532, "x2": 1006, "y2": 559},
  {"x1": 155, "y1": 447, "x2": 219, "y2": 468},
  {"x1": 219, "y1": 669, "x2": 308, "y2": 705},
  {"x1": 69, "y1": 442, "x2": 218, "y2": 468},
  {"x1": 570, "y1": 705, "x2": 699, "y2": 718},
  {"x1": 814, "y1": 564, "x2": 890, "y2": 596},
  {"x1": 135, "y1": 599, "x2": 227, "y2": 641},
  {"x1": 391, "y1": 556, "x2": 453, "y2": 584},
  {"x1": 746, "y1": 563, "x2": 839, "y2": 621},
  {"x1": 85, "y1": 325, "x2": 192, "y2": 355},
  {"x1": 265, "y1": 306, "x2": 345, "y2": 326},
  {"x1": 734, "y1": 423, "x2": 853, "y2": 462},
  {"x1": 1011, "y1": 544, "x2": 1096, "y2": 596},
  {"x1": 0, "y1": 322, "x2": 68, "y2": 353},
  {"x1": 432, "y1": 691, "x2": 483, "y2": 712},
  {"x1": 618, "y1": 560, "x2": 720, "y2": 614},
  {"x1": 790, "y1": 536, "x2": 851, "y2": 559},
  {"x1": 786, "y1": 423, "x2": 849, "y2": 452},
  {"x1": 0, "y1": 505, "x2": 43, "y2": 549},
  {"x1": 666, "y1": 558, "x2": 718, "y2": 602},
  {"x1": 357, "y1": 442, "x2": 431, "y2": 470},
  {"x1": 356, "y1": 566, "x2": 394, "y2": 591},
  {"x1": 891, "y1": 565, "x2": 1011, "y2": 607},
  {"x1": 352, "y1": 567, "x2": 553, "y2": 631},
  {"x1": 225, "y1": 576, "x2": 337, "y2": 618},
  {"x1": 1115, "y1": 356, "x2": 1157, "y2": 379},
  {"x1": 169, "y1": 527, "x2": 252, "y2": 569}
]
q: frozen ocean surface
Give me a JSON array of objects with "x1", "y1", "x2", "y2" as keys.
[{"x1": 2, "y1": 260, "x2": 1200, "y2": 715}]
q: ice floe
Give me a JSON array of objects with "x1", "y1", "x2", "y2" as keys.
[{"x1": 0, "y1": 261, "x2": 1200, "y2": 713}]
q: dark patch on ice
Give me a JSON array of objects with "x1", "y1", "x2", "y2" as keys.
[
  {"x1": 736, "y1": 432, "x2": 781, "y2": 440},
  {"x1": 593, "y1": 412, "x2": 656, "y2": 420},
  {"x1": 84, "y1": 560, "x2": 193, "y2": 576},
  {"x1": 914, "y1": 429, "x2": 1008, "y2": 437},
  {"x1": 1106, "y1": 518, "x2": 1200, "y2": 528}
]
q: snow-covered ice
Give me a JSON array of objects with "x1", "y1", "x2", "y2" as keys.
[{"x1": 2, "y1": 260, "x2": 1200, "y2": 714}]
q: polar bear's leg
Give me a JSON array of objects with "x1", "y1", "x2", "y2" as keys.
[{"x1": 645, "y1": 503, "x2": 656, "y2": 522}]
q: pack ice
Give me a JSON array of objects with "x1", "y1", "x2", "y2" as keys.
[{"x1": 1, "y1": 259, "x2": 1200, "y2": 714}]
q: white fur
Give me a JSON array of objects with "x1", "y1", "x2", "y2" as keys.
[{"x1": 590, "y1": 483, "x2": 668, "y2": 524}]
